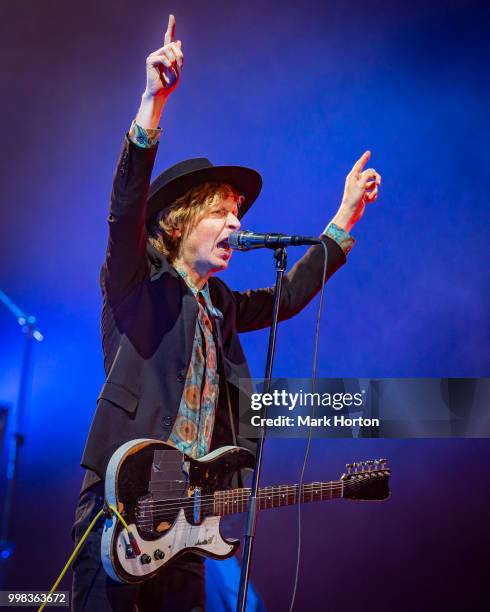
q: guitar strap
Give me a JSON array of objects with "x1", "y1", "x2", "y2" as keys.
[{"x1": 211, "y1": 310, "x2": 244, "y2": 490}]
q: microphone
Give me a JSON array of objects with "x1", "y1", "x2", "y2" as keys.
[{"x1": 228, "y1": 230, "x2": 321, "y2": 251}]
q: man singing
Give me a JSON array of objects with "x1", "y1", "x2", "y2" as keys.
[{"x1": 71, "y1": 14, "x2": 381, "y2": 612}]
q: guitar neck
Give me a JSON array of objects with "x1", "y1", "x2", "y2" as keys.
[{"x1": 214, "y1": 480, "x2": 344, "y2": 516}]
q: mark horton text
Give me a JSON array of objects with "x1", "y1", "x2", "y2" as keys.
[{"x1": 250, "y1": 414, "x2": 380, "y2": 428}]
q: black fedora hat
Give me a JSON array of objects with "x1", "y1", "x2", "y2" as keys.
[{"x1": 146, "y1": 157, "x2": 262, "y2": 228}]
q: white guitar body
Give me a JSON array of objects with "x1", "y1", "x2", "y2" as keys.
[{"x1": 100, "y1": 439, "x2": 246, "y2": 583}]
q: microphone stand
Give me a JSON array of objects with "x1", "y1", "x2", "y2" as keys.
[
  {"x1": 236, "y1": 247, "x2": 287, "y2": 612},
  {"x1": 0, "y1": 289, "x2": 43, "y2": 566}
]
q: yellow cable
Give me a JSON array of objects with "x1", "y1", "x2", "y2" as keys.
[
  {"x1": 109, "y1": 504, "x2": 130, "y2": 530},
  {"x1": 38, "y1": 504, "x2": 132, "y2": 612}
]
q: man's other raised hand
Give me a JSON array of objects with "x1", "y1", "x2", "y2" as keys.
[{"x1": 145, "y1": 14, "x2": 184, "y2": 99}]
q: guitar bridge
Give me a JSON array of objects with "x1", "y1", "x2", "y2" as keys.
[{"x1": 135, "y1": 494, "x2": 155, "y2": 533}]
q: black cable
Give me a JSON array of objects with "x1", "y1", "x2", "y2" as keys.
[{"x1": 288, "y1": 240, "x2": 328, "y2": 612}]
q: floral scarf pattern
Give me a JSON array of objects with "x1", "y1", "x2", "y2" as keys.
[{"x1": 169, "y1": 266, "x2": 221, "y2": 458}]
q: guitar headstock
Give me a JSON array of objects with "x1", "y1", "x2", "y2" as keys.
[{"x1": 341, "y1": 459, "x2": 391, "y2": 501}]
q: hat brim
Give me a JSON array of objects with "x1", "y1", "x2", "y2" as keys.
[{"x1": 146, "y1": 165, "x2": 262, "y2": 228}]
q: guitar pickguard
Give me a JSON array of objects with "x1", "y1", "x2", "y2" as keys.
[{"x1": 109, "y1": 510, "x2": 235, "y2": 581}]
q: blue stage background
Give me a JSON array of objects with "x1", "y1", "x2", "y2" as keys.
[{"x1": 1, "y1": 1, "x2": 489, "y2": 610}]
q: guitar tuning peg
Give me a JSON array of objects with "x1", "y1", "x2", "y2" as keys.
[
  {"x1": 365, "y1": 460, "x2": 374, "y2": 471},
  {"x1": 378, "y1": 458, "x2": 388, "y2": 467},
  {"x1": 346, "y1": 463, "x2": 353, "y2": 474},
  {"x1": 359, "y1": 461, "x2": 366, "y2": 471}
]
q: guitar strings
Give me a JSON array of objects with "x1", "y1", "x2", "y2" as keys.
[
  {"x1": 136, "y1": 483, "x2": 347, "y2": 517},
  {"x1": 137, "y1": 475, "x2": 379, "y2": 509},
  {"x1": 136, "y1": 487, "x2": 372, "y2": 531},
  {"x1": 135, "y1": 478, "x2": 382, "y2": 519},
  {"x1": 133, "y1": 483, "x2": 381, "y2": 534},
  {"x1": 133, "y1": 479, "x2": 377, "y2": 528},
  {"x1": 134, "y1": 476, "x2": 384, "y2": 513},
  {"x1": 133, "y1": 485, "x2": 376, "y2": 533}
]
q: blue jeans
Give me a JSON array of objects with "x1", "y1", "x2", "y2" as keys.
[{"x1": 71, "y1": 481, "x2": 205, "y2": 612}]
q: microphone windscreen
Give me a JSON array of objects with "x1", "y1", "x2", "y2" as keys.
[{"x1": 228, "y1": 231, "x2": 242, "y2": 249}]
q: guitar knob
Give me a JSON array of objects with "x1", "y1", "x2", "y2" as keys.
[
  {"x1": 140, "y1": 554, "x2": 152, "y2": 565},
  {"x1": 154, "y1": 549, "x2": 165, "y2": 561}
]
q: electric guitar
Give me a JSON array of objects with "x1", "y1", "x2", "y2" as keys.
[{"x1": 101, "y1": 438, "x2": 391, "y2": 583}]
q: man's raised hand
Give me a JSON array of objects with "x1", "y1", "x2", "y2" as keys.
[
  {"x1": 333, "y1": 151, "x2": 382, "y2": 232},
  {"x1": 145, "y1": 14, "x2": 184, "y2": 98}
]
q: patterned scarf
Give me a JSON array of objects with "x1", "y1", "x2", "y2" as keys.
[{"x1": 169, "y1": 265, "x2": 221, "y2": 458}]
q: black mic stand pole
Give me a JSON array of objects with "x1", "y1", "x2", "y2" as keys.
[{"x1": 236, "y1": 247, "x2": 287, "y2": 612}]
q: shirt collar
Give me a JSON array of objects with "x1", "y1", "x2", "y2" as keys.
[
  {"x1": 173, "y1": 264, "x2": 219, "y2": 317},
  {"x1": 173, "y1": 263, "x2": 201, "y2": 295}
]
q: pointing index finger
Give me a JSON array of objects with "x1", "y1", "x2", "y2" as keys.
[
  {"x1": 164, "y1": 14, "x2": 176, "y2": 46},
  {"x1": 353, "y1": 150, "x2": 371, "y2": 173}
]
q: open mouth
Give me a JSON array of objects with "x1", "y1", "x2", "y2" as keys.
[{"x1": 217, "y1": 238, "x2": 230, "y2": 251}]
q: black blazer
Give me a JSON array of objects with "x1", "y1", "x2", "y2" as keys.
[{"x1": 81, "y1": 136, "x2": 347, "y2": 478}]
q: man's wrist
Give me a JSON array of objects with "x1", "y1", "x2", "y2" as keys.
[
  {"x1": 135, "y1": 91, "x2": 167, "y2": 130},
  {"x1": 330, "y1": 208, "x2": 355, "y2": 233}
]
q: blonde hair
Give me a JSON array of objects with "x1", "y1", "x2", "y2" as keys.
[{"x1": 149, "y1": 182, "x2": 243, "y2": 262}]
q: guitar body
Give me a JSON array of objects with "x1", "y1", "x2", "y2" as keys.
[{"x1": 101, "y1": 439, "x2": 254, "y2": 584}]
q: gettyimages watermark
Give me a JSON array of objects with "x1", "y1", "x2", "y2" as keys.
[
  {"x1": 248, "y1": 388, "x2": 374, "y2": 427},
  {"x1": 238, "y1": 378, "x2": 490, "y2": 439}
]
